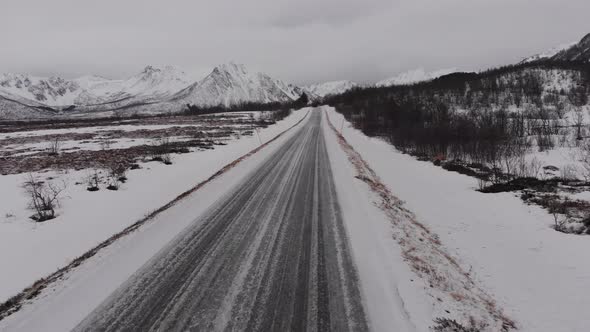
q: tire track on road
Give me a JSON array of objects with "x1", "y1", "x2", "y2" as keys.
[{"x1": 74, "y1": 110, "x2": 368, "y2": 331}]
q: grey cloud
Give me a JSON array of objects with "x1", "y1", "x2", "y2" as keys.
[
  {"x1": 266, "y1": 0, "x2": 393, "y2": 28},
  {"x1": 0, "y1": 0, "x2": 589, "y2": 85}
]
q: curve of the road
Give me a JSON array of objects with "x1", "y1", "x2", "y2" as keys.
[{"x1": 74, "y1": 111, "x2": 369, "y2": 331}]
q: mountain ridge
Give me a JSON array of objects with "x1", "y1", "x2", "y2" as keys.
[
  {"x1": 376, "y1": 68, "x2": 457, "y2": 87},
  {"x1": 0, "y1": 63, "x2": 305, "y2": 119},
  {"x1": 303, "y1": 80, "x2": 357, "y2": 97}
]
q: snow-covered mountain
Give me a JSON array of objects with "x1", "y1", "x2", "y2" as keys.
[
  {"x1": 0, "y1": 95, "x2": 53, "y2": 120},
  {"x1": 520, "y1": 33, "x2": 590, "y2": 64},
  {"x1": 0, "y1": 65, "x2": 195, "y2": 109},
  {"x1": 303, "y1": 80, "x2": 357, "y2": 97},
  {"x1": 113, "y1": 65, "x2": 193, "y2": 100},
  {"x1": 172, "y1": 63, "x2": 301, "y2": 107},
  {"x1": 376, "y1": 68, "x2": 457, "y2": 87},
  {"x1": 0, "y1": 63, "x2": 307, "y2": 120},
  {"x1": 520, "y1": 42, "x2": 577, "y2": 64},
  {"x1": 552, "y1": 33, "x2": 590, "y2": 62},
  {"x1": 0, "y1": 73, "x2": 83, "y2": 106}
]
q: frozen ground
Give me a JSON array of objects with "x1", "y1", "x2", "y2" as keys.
[
  {"x1": 0, "y1": 109, "x2": 308, "y2": 303},
  {"x1": 325, "y1": 106, "x2": 590, "y2": 331},
  {"x1": 1, "y1": 107, "x2": 506, "y2": 332},
  {"x1": 2, "y1": 106, "x2": 587, "y2": 331},
  {"x1": 0, "y1": 110, "x2": 313, "y2": 331}
]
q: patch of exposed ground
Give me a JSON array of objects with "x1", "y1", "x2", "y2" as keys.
[{"x1": 0, "y1": 113, "x2": 276, "y2": 175}]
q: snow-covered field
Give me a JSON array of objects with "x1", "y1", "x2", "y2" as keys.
[
  {"x1": 325, "y1": 106, "x2": 590, "y2": 331},
  {"x1": 0, "y1": 109, "x2": 308, "y2": 303},
  {"x1": 0, "y1": 109, "x2": 311, "y2": 332},
  {"x1": 2, "y1": 106, "x2": 588, "y2": 331}
]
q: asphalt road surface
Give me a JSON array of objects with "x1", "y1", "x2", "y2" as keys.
[{"x1": 74, "y1": 111, "x2": 369, "y2": 331}]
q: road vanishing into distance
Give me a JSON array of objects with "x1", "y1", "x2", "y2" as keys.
[{"x1": 74, "y1": 111, "x2": 369, "y2": 331}]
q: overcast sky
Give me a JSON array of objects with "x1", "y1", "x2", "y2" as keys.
[{"x1": 1, "y1": 0, "x2": 589, "y2": 85}]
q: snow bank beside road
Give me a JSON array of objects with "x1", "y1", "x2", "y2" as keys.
[
  {"x1": 323, "y1": 110, "x2": 512, "y2": 331},
  {"x1": 322, "y1": 111, "x2": 433, "y2": 331},
  {"x1": 325, "y1": 106, "x2": 590, "y2": 332},
  {"x1": 0, "y1": 109, "x2": 308, "y2": 303}
]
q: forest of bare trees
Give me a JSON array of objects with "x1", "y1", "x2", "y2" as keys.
[{"x1": 326, "y1": 62, "x2": 590, "y2": 184}]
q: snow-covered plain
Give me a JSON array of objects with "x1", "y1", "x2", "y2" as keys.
[
  {"x1": 0, "y1": 109, "x2": 311, "y2": 332},
  {"x1": 0, "y1": 109, "x2": 308, "y2": 304},
  {"x1": 325, "y1": 107, "x2": 590, "y2": 332}
]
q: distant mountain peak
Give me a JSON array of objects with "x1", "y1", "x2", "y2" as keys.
[
  {"x1": 376, "y1": 68, "x2": 457, "y2": 87},
  {"x1": 520, "y1": 42, "x2": 577, "y2": 64},
  {"x1": 580, "y1": 32, "x2": 590, "y2": 45},
  {"x1": 0, "y1": 62, "x2": 304, "y2": 119},
  {"x1": 552, "y1": 32, "x2": 590, "y2": 62},
  {"x1": 303, "y1": 80, "x2": 357, "y2": 97},
  {"x1": 212, "y1": 62, "x2": 247, "y2": 73},
  {"x1": 141, "y1": 65, "x2": 160, "y2": 75},
  {"x1": 521, "y1": 32, "x2": 590, "y2": 64},
  {"x1": 173, "y1": 62, "x2": 301, "y2": 107}
]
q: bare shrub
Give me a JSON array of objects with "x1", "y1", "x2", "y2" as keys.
[
  {"x1": 546, "y1": 197, "x2": 568, "y2": 232},
  {"x1": 433, "y1": 318, "x2": 481, "y2": 332},
  {"x1": 23, "y1": 174, "x2": 65, "y2": 222},
  {"x1": 86, "y1": 169, "x2": 101, "y2": 191},
  {"x1": 47, "y1": 138, "x2": 61, "y2": 156},
  {"x1": 552, "y1": 211, "x2": 568, "y2": 233},
  {"x1": 477, "y1": 177, "x2": 489, "y2": 191},
  {"x1": 106, "y1": 163, "x2": 127, "y2": 191},
  {"x1": 151, "y1": 136, "x2": 173, "y2": 165},
  {"x1": 99, "y1": 136, "x2": 113, "y2": 150},
  {"x1": 161, "y1": 154, "x2": 172, "y2": 165}
]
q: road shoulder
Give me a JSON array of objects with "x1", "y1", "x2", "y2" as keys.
[{"x1": 321, "y1": 107, "x2": 514, "y2": 331}]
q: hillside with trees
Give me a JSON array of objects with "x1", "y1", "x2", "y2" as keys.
[{"x1": 325, "y1": 61, "x2": 590, "y2": 233}]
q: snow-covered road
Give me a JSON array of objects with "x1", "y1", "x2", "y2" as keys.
[
  {"x1": 1, "y1": 108, "x2": 518, "y2": 332},
  {"x1": 72, "y1": 111, "x2": 367, "y2": 331},
  {"x1": 1, "y1": 110, "x2": 374, "y2": 331}
]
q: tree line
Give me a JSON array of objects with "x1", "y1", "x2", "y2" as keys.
[{"x1": 325, "y1": 62, "x2": 590, "y2": 183}]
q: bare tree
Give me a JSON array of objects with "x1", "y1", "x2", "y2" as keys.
[{"x1": 23, "y1": 174, "x2": 65, "y2": 222}]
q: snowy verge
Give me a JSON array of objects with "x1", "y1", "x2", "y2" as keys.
[
  {"x1": 0, "y1": 109, "x2": 309, "y2": 309},
  {"x1": 325, "y1": 106, "x2": 590, "y2": 332},
  {"x1": 0, "y1": 110, "x2": 311, "y2": 331},
  {"x1": 322, "y1": 107, "x2": 514, "y2": 331}
]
